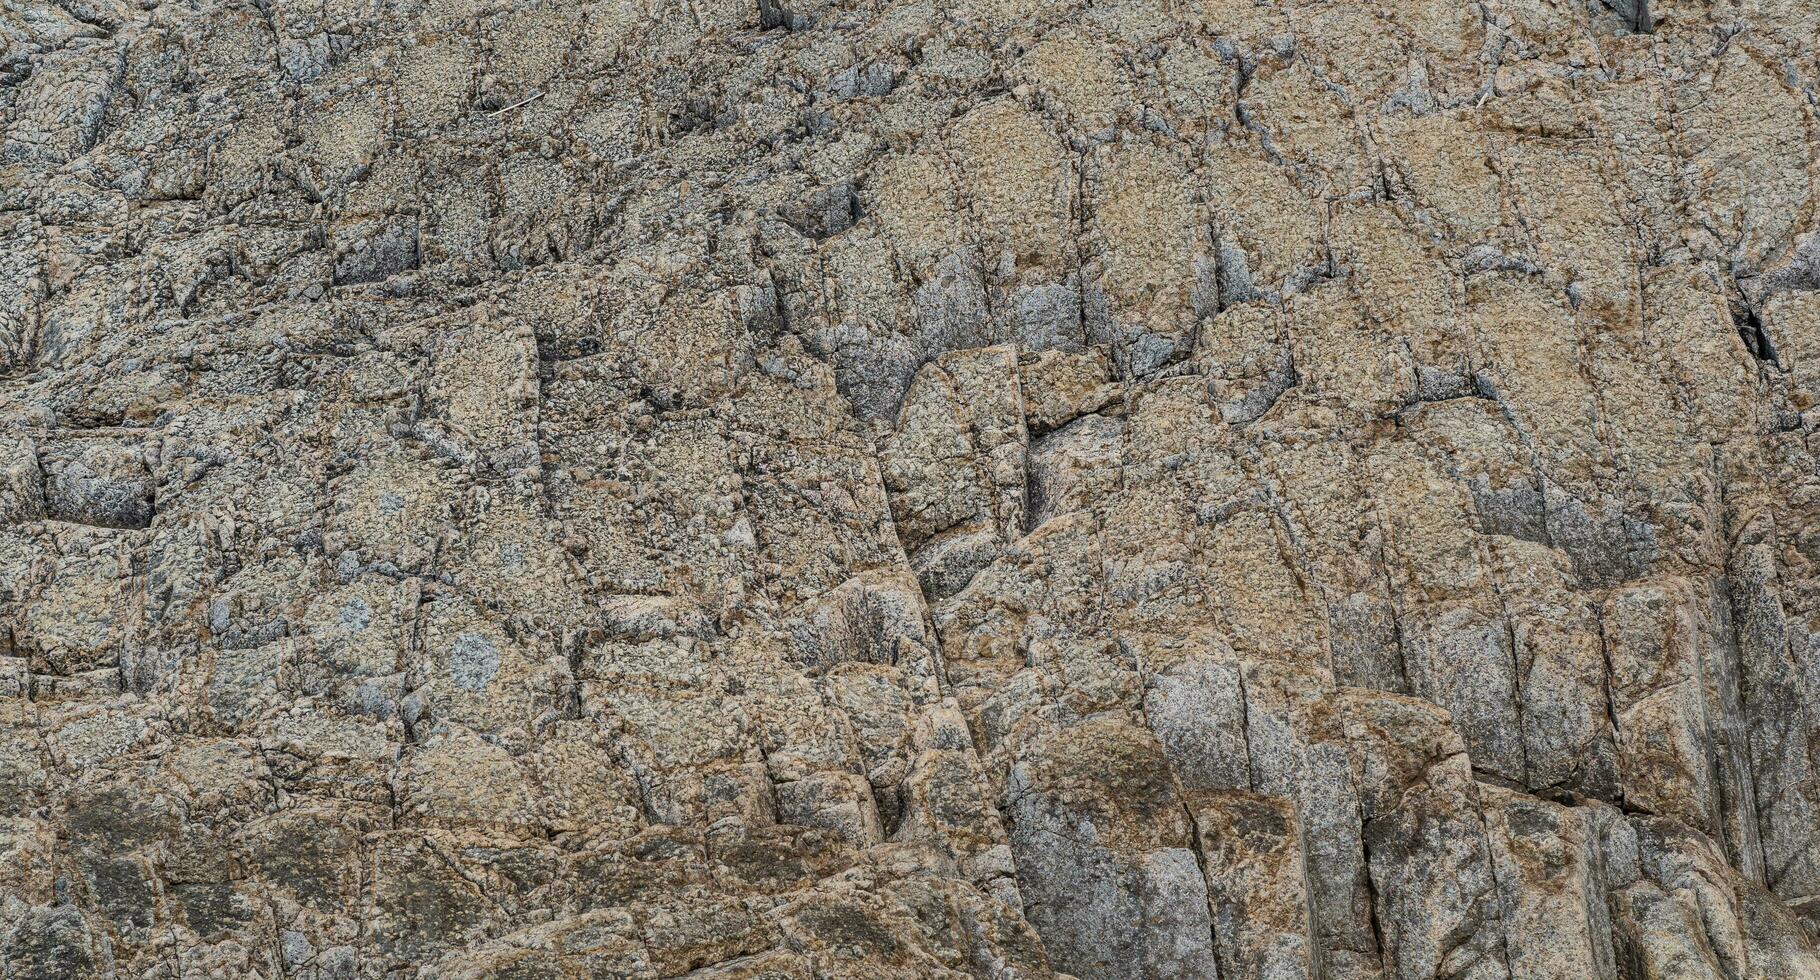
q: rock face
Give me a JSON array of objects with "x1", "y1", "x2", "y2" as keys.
[{"x1": 5, "y1": 0, "x2": 1820, "y2": 976}]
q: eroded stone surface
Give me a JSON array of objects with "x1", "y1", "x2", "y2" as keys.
[{"x1": 4, "y1": 0, "x2": 1820, "y2": 975}]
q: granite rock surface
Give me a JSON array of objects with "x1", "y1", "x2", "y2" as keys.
[{"x1": 5, "y1": 0, "x2": 1820, "y2": 976}]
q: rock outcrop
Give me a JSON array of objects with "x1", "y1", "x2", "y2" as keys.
[{"x1": 4, "y1": 0, "x2": 1820, "y2": 975}]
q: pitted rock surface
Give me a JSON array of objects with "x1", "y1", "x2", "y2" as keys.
[{"x1": 4, "y1": 0, "x2": 1820, "y2": 976}]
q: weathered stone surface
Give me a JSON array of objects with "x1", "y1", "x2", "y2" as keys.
[
  {"x1": 4, "y1": 0, "x2": 1820, "y2": 975},
  {"x1": 1005, "y1": 716, "x2": 1216, "y2": 980},
  {"x1": 1188, "y1": 788, "x2": 1313, "y2": 980}
]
